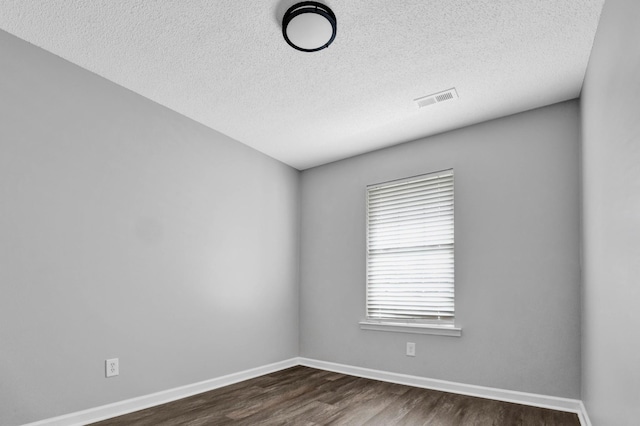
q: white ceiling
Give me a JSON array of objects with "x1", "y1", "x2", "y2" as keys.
[{"x1": 0, "y1": 0, "x2": 604, "y2": 170}]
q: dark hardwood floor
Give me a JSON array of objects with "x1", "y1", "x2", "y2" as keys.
[{"x1": 90, "y1": 366, "x2": 580, "y2": 425}]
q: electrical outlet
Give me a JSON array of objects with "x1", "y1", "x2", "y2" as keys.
[
  {"x1": 105, "y1": 358, "x2": 119, "y2": 378},
  {"x1": 406, "y1": 342, "x2": 416, "y2": 357}
]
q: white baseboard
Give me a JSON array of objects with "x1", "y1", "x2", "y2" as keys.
[
  {"x1": 298, "y1": 357, "x2": 589, "y2": 426},
  {"x1": 23, "y1": 357, "x2": 592, "y2": 426},
  {"x1": 577, "y1": 401, "x2": 592, "y2": 426},
  {"x1": 22, "y1": 358, "x2": 298, "y2": 426}
]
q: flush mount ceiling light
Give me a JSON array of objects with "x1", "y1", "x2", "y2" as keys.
[{"x1": 282, "y1": 2, "x2": 337, "y2": 52}]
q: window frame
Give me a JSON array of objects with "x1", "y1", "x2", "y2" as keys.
[{"x1": 360, "y1": 169, "x2": 461, "y2": 336}]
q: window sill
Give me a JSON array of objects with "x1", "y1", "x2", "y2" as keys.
[{"x1": 359, "y1": 320, "x2": 462, "y2": 337}]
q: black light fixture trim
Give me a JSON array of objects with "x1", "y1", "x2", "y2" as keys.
[{"x1": 282, "y1": 1, "x2": 337, "y2": 52}]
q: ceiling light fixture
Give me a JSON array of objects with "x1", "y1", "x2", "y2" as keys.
[{"x1": 282, "y1": 2, "x2": 337, "y2": 52}]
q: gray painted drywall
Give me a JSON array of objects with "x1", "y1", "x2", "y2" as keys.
[
  {"x1": 581, "y1": 0, "x2": 640, "y2": 423},
  {"x1": 0, "y1": 30, "x2": 299, "y2": 426},
  {"x1": 300, "y1": 101, "x2": 581, "y2": 398}
]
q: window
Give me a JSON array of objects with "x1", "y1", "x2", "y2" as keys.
[{"x1": 361, "y1": 169, "x2": 459, "y2": 335}]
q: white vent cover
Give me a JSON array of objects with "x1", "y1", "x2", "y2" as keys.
[{"x1": 414, "y1": 88, "x2": 459, "y2": 108}]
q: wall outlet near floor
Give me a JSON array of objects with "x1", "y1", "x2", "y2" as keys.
[
  {"x1": 106, "y1": 358, "x2": 119, "y2": 377},
  {"x1": 406, "y1": 342, "x2": 416, "y2": 357}
]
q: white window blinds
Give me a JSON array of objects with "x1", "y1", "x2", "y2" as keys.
[{"x1": 366, "y1": 169, "x2": 454, "y2": 323}]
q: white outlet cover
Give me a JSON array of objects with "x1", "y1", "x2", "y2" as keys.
[
  {"x1": 406, "y1": 342, "x2": 416, "y2": 357},
  {"x1": 106, "y1": 358, "x2": 119, "y2": 377}
]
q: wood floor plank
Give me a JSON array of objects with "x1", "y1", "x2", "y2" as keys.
[
  {"x1": 90, "y1": 366, "x2": 580, "y2": 426},
  {"x1": 362, "y1": 386, "x2": 434, "y2": 425},
  {"x1": 322, "y1": 381, "x2": 410, "y2": 425},
  {"x1": 394, "y1": 388, "x2": 448, "y2": 425}
]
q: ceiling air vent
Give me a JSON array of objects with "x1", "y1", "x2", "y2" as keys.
[{"x1": 414, "y1": 88, "x2": 458, "y2": 108}]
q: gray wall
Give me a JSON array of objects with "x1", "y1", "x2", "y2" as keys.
[
  {"x1": 581, "y1": 0, "x2": 640, "y2": 423},
  {"x1": 300, "y1": 101, "x2": 581, "y2": 398},
  {"x1": 0, "y1": 31, "x2": 300, "y2": 426}
]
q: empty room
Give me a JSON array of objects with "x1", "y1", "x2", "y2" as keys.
[{"x1": 1, "y1": 0, "x2": 638, "y2": 425}]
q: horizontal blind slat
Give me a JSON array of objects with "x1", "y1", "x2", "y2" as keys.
[
  {"x1": 369, "y1": 198, "x2": 453, "y2": 215},
  {"x1": 368, "y1": 188, "x2": 454, "y2": 207},
  {"x1": 368, "y1": 174, "x2": 453, "y2": 195},
  {"x1": 369, "y1": 209, "x2": 453, "y2": 226}
]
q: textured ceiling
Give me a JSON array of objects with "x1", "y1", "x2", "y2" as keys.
[{"x1": 0, "y1": 0, "x2": 604, "y2": 170}]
